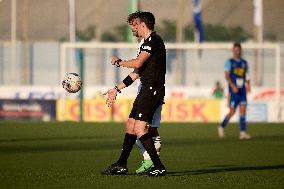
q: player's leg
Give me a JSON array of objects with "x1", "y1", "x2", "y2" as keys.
[
  {"x1": 218, "y1": 93, "x2": 237, "y2": 138},
  {"x1": 134, "y1": 120, "x2": 166, "y2": 176},
  {"x1": 239, "y1": 104, "x2": 251, "y2": 140},
  {"x1": 135, "y1": 133, "x2": 152, "y2": 174},
  {"x1": 149, "y1": 127, "x2": 161, "y2": 156},
  {"x1": 101, "y1": 118, "x2": 136, "y2": 175},
  {"x1": 102, "y1": 118, "x2": 137, "y2": 175},
  {"x1": 102, "y1": 96, "x2": 140, "y2": 175},
  {"x1": 136, "y1": 105, "x2": 162, "y2": 156},
  {"x1": 125, "y1": 118, "x2": 136, "y2": 134},
  {"x1": 135, "y1": 104, "x2": 162, "y2": 174},
  {"x1": 116, "y1": 118, "x2": 137, "y2": 165},
  {"x1": 149, "y1": 104, "x2": 162, "y2": 155},
  {"x1": 134, "y1": 82, "x2": 150, "y2": 161},
  {"x1": 135, "y1": 86, "x2": 166, "y2": 176},
  {"x1": 114, "y1": 101, "x2": 139, "y2": 166},
  {"x1": 220, "y1": 107, "x2": 236, "y2": 128}
]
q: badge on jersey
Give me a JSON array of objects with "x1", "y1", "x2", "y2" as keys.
[
  {"x1": 142, "y1": 45, "x2": 151, "y2": 51},
  {"x1": 236, "y1": 78, "x2": 244, "y2": 88}
]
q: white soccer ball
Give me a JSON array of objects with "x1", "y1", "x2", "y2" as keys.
[{"x1": 62, "y1": 73, "x2": 82, "y2": 93}]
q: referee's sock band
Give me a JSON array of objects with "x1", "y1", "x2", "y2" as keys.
[
  {"x1": 117, "y1": 133, "x2": 137, "y2": 166},
  {"x1": 139, "y1": 133, "x2": 164, "y2": 168}
]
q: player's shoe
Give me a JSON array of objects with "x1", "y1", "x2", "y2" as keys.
[
  {"x1": 239, "y1": 132, "x2": 252, "y2": 140},
  {"x1": 218, "y1": 126, "x2": 225, "y2": 139},
  {"x1": 135, "y1": 160, "x2": 154, "y2": 174},
  {"x1": 101, "y1": 163, "x2": 128, "y2": 175},
  {"x1": 147, "y1": 166, "x2": 167, "y2": 177}
]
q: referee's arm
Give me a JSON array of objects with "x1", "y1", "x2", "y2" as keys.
[
  {"x1": 117, "y1": 52, "x2": 150, "y2": 69},
  {"x1": 115, "y1": 69, "x2": 140, "y2": 91}
]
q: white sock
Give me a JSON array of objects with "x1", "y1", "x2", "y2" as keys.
[
  {"x1": 152, "y1": 136, "x2": 161, "y2": 156},
  {"x1": 136, "y1": 136, "x2": 162, "y2": 160}
]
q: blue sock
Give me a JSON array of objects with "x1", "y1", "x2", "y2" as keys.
[
  {"x1": 221, "y1": 116, "x2": 230, "y2": 128},
  {"x1": 240, "y1": 115, "x2": 247, "y2": 131}
]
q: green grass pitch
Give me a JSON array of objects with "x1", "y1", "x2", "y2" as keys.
[{"x1": 0, "y1": 121, "x2": 283, "y2": 189}]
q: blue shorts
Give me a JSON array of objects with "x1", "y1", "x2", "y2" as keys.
[
  {"x1": 151, "y1": 104, "x2": 162, "y2": 128},
  {"x1": 228, "y1": 92, "x2": 247, "y2": 109}
]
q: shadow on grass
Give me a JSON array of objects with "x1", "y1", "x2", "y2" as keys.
[
  {"x1": 164, "y1": 134, "x2": 284, "y2": 147},
  {"x1": 168, "y1": 164, "x2": 284, "y2": 176},
  {"x1": 0, "y1": 136, "x2": 108, "y2": 143},
  {"x1": 0, "y1": 136, "x2": 121, "y2": 154}
]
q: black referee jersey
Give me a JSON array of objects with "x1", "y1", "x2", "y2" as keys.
[{"x1": 138, "y1": 32, "x2": 166, "y2": 87}]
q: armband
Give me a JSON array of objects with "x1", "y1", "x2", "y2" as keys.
[{"x1": 123, "y1": 75, "x2": 134, "y2": 87}]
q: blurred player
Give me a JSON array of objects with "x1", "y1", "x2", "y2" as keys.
[
  {"x1": 102, "y1": 12, "x2": 166, "y2": 176},
  {"x1": 212, "y1": 81, "x2": 224, "y2": 99},
  {"x1": 218, "y1": 43, "x2": 252, "y2": 140},
  {"x1": 127, "y1": 11, "x2": 162, "y2": 175}
]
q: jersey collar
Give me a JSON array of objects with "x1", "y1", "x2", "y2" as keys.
[
  {"x1": 233, "y1": 58, "x2": 241, "y2": 62},
  {"x1": 145, "y1": 31, "x2": 156, "y2": 41}
]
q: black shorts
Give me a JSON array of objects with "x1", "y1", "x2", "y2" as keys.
[{"x1": 129, "y1": 85, "x2": 165, "y2": 123}]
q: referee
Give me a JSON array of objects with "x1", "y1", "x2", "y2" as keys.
[{"x1": 102, "y1": 11, "x2": 166, "y2": 177}]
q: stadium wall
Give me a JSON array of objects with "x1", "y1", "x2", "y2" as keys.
[{"x1": 0, "y1": 86, "x2": 282, "y2": 122}]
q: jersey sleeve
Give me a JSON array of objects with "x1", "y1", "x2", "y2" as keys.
[
  {"x1": 245, "y1": 61, "x2": 250, "y2": 80},
  {"x1": 140, "y1": 37, "x2": 157, "y2": 55},
  {"x1": 246, "y1": 61, "x2": 249, "y2": 73},
  {"x1": 224, "y1": 59, "x2": 231, "y2": 71}
]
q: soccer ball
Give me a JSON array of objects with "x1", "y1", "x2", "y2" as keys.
[{"x1": 62, "y1": 73, "x2": 82, "y2": 93}]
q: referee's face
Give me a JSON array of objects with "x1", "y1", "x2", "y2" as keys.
[
  {"x1": 130, "y1": 18, "x2": 140, "y2": 37},
  {"x1": 137, "y1": 22, "x2": 146, "y2": 38}
]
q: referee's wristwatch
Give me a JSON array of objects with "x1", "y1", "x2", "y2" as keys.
[
  {"x1": 114, "y1": 59, "x2": 122, "y2": 67},
  {"x1": 114, "y1": 86, "x2": 121, "y2": 93}
]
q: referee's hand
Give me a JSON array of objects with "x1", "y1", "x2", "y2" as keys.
[
  {"x1": 111, "y1": 56, "x2": 121, "y2": 66},
  {"x1": 103, "y1": 88, "x2": 117, "y2": 107}
]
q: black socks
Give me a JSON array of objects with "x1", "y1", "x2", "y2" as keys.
[
  {"x1": 117, "y1": 133, "x2": 137, "y2": 165},
  {"x1": 116, "y1": 132, "x2": 165, "y2": 169},
  {"x1": 139, "y1": 133, "x2": 164, "y2": 168}
]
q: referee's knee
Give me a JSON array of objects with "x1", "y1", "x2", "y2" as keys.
[
  {"x1": 134, "y1": 121, "x2": 148, "y2": 138},
  {"x1": 125, "y1": 118, "x2": 136, "y2": 134}
]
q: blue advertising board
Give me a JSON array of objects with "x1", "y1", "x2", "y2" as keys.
[{"x1": 0, "y1": 99, "x2": 56, "y2": 121}]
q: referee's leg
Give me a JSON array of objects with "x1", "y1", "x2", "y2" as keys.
[
  {"x1": 136, "y1": 104, "x2": 162, "y2": 157},
  {"x1": 101, "y1": 118, "x2": 137, "y2": 175},
  {"x1": 115, "y1": 118, "x2": 137, "y2": 165},
  {"x1": 113, "y1": 95, "x2": 140, "y2": 167},
  {"x1": 135, "y1": 105, "x2": 162, "y2": 174},
  {"x1": 135, "y1": 120, "x2": 166, "y2": 176}
]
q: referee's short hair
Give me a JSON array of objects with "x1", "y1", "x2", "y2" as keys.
[
  {"x1": 233, "y1": 42, "x2": 242, "y2": 49},
  {"x1": 139, "y1": 12, "x2": 155, "y2": 30},
  {"x1": 127, "y1": 11, "x2": 142, "y2": 24}
]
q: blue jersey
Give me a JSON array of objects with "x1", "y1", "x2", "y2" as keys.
[{"x1": 224, "y1": 58, "x2": 248, "y2": 95}]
